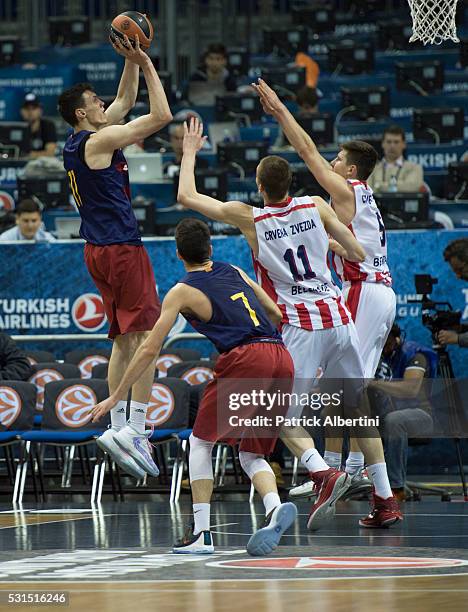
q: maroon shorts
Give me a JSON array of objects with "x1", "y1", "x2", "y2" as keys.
[
  {"x1": 84, "y1": 243, "x2": 161, "y2": 339},
  {"x1": 193, "y1": 340, "x2": 294, "y2": 455}
]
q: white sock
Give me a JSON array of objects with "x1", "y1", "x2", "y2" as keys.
[
  {"x1": 367, "y1": 462, "x2": 393, "y2": 499},
  {"x1": 301, "y1": 449, "x2": 329, "y2": 474},
  {"x1": 193, "y1": 502, "x2": 210, "y2": 534},
  {"x1": 129, "y1": 400, "x2": 148, "y2": 434},
  {"x1": 263, "y1": 491, "x2": 281, "y2": 516},
  {"x1": 111, "y1": 400, "x2": 127, "y2": 431},
  {"x1": 324, "y1": 450, "x2": 341, "y2": 470},
  {"x1": 345, "y1": 451, "x2": 365, "y2": 475}
]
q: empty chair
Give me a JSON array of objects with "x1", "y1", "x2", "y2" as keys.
[
  {"x1": 166, "y1": 360, "x2": 216, "y2": 385},
  {"x1": 156, "y1": 348, "x2": 201, "y2": 378},
  {"x1": 25, "y1": 351, "x2": 56, "y2": 365},
  {"x1": 92, "y1": 363, "x2": 109, "y2": 379},
  {"x1": 64, "y1": 349, "x2": 111, "y2": 379},
  {"x1": 29, "y1": 363, "x2": 82, "y2": 412}
]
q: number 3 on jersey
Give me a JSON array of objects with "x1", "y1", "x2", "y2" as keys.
[
  {"x1": 230, "y1": 291, "x2": 260, "y2": 326},
  {"x1": 283, "y1": 244, "x2": 316, "y2": 282}
]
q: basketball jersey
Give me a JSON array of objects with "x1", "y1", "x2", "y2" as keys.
[
  {"x1": 332, "y1": 180, "x2": 392, "y2": 286},
  {"x1": 252, "y1": 196, "x2": 350, "y2": 331},
  {"x1": 62, "y1": 130, "x2": 141, "y2": 245},
  {"x1": 179, "y1": 261, "x2": 281, "y2": 354}
]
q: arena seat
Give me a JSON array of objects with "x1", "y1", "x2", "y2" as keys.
[
  {"x1": 166, "y1": 360, "x2": 216, "y2": 385},
  {"x1": 155, "y1": 348, "x2": 202, "y2": 378},
  {"x1": 25, "y1": 350, "x2": 56, "y2": 365},
  {"x1": 64, "y1": 349, "x2": 111, "y2": 379}
]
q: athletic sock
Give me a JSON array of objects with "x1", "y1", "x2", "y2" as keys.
[
  {"x1": 301, "y1": 448, "x2": 329, "y2": 474},
  {"x1": 129, "y1": 400, "x2": 148, "y2": 434},
  {"x1": 111, "y1": 400, "x2": 127, "y2": 431},
  {"x1": 263, "y1": 491, "x2": 281, "y2": 516},
  {"x1": 193, "y1": 502, "x2": 210, "y2": 534},
  {"x1": 345, "y1": 451, "x2": 365, "y2": 475},
  {"x1": 367, "y1": 462, "x2": 393, "y2": 499},
  {"x1": 324, "y1": 450, "x2": 342, "y2": 470}
]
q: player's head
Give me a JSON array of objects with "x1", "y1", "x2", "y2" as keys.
[
  {"x1": 175, "y1": 218, "x2": 212, "y2": 266},
  {"x1": 444, "y1": 238, "x2": 468, "y2": 281},
  {"x1": 203, "y1": 43, "x2": 228, "y2": 75},
  {"x1": 382, "y1": 125, "x2": 406, "y2": 162},
  {"x1": 15, "y1": 198, "x2": 43, "y2": 240},
  {"x1": 58, "y1": 82, "x2": 106, "y2": 129},
  {"x1": 331, "y1": 141, "x2": 378, "y2": 181},
  {"x1": 256, "y1": 155, "x2": 292, "y2": 203}
]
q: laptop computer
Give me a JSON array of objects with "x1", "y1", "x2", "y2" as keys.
[
  {"x1": 55, "y1": 216, "x2": 82, "y2": 239},
  {"x1": 126, "y1": 153, "x2": 164, "y2": 183},
  {"x1": 208, "y1": 122, "x2": 240, "y2": 153}
]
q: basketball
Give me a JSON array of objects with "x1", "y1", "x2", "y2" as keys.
[{"x1": 110, "y1": 11, "x2": 154, "y2": 50}]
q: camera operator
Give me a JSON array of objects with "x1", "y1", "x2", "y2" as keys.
[
  {"x1": 368, "y1": 324, "x2": 437, "y2": 501},
  {"x1": 437, "y1": 238, "x2": 468, "y2": 348}
]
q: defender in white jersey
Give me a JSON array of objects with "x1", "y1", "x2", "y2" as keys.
[{"x1": 177, "y1": 117, "x2": 402, "y2": 530}]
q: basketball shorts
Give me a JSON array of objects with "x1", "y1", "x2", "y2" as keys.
[
  {"x1": 84, "y1": 243, "x2": 161, "y2": 339},
  {"x1": 344, "y1": 282, "x2": 396, "y2": 379},
  {"x1": 193, "y1": 340, "x2": 294, "y2": 455},
  {"x1": 281, "y1": 322, "x2": 365, "y2": 419}
]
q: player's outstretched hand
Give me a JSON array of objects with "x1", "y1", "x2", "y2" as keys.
[
  {"x1": 183, "y1": 117, "x2": 207, "y2": 154},
  {"x1": 251, "y1": 78, "x2": 284, "y2": 116},
  {"x1": 110, "y1": 33, "x2": 148, "y2": 67},
  {"x1": 91, "y1": 396, "x2": 118, "y2": 422}
]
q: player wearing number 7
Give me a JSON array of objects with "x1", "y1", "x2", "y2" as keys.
[{"x1": 92, "y1": 217, "x2": 298, "y2": 556}]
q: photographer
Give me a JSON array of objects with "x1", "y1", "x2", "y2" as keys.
[
  {"x1": 437, "y1": 238, "x2": 468, "y2": 348},
  {"x1": 368, "y1": 324, "x2": 437, "y2": 501}
]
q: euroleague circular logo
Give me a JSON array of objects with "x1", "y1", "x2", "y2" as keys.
[
  {"x1": 155, "y1": 354, "x2": 182, "y2": 378},
  {"x1": 30, "y1": 369, "x2": 64, "y2": 411},
  {"x1": 78, "y1": 355, "x2": 109, "y2": 379},
  {"x1": 56, "y1": 384, "x2": 97, "y2": 428},
  {"x1": 72, "y1": 294, "x2": 107, "y2": 333},
  {"x1": 0, "y1": 386, "x2": 22, "y2": 428},
  {"x1": 146, "y1": 383, "x2": 175, "y2": 426},
  {"x1": 182, "y1": 367, "x2": 214, "y2": 386},
  {"x1": 0, "y1": 190, "x2": 15, "y2": 212}
]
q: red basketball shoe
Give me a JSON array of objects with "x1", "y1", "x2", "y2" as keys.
[
  {"x1": 307, "y1": 469, "x2": 349, "y2": 531},
  {"x1": 359, "y1": 493, "x2": 403, "y2": 528}
]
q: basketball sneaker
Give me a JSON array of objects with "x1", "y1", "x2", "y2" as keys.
[
  {"x1": 307, "y1": 469, "x2": 350, "y2": 531},
  {"x1": 359, "y1": 493, "x2": 403, "y2": 528},
  {"x1": 247, "y1": 502, "x2": 297, "y2": 556},
  {"x1": 289, "y1": 479, "x2": 317, "y2": 500},
  {"x1": 342, "y1": 468, "x2": 373, "y2": 501},
  {"x1": 113, "y1": 424, "x2": 160, "y2": 477},
  {"x1": 173, "y1": 523, "x2": 214, "y2": 554},
  {"x1": 96, "y1": 427, "x2": 145, "y2": 480}
]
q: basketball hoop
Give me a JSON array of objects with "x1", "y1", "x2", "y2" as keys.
[{"x1": 407, "y1": 0, "x2": 460, "y2": 45}]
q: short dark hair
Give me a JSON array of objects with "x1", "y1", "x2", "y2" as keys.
[
  {"x1": 296, "y1": 86, "x2": 318, "y2": 109},
  {"x1": 16, "y1": 199, "x2": 41, "y2": 216},
  {"x1": 389, "y1": 322, "x2": 402, "y2": 339},
  {"x1": 175, "y1": 218, "x2": 211, "y2": 264},
  {"x1": 383, "y1": 125, "x2": 406, "y2": 141},
  {"x1": 257, "y1": 155, "x2": 292, "y2": 202},
  {"x1": 58, "y1": 82, "x2": 95, "y2": 126},
  {"x1": 444, "y1": 238, "x2": 468, "y2": 264},
  {"x1": 205, "y1": 43, "x2": 227, "y2": 58},
  {"x1": 341, "y1": 140, "x2": 378, "y2": 181}
]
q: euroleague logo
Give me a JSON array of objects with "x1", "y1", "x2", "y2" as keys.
[
  {"x1": 146, "y1": 383, "x2": 175, "y2": 426},
  {"x1": 155, "y1": 354, "x2": 182, "y2": 378},
  {"x1": 0, "y1": 386, "x2": 22, "y2": 427},
  {"x1": 0, "y1": 190, "x2": 14, "y2": 212},
  {"x1": 78, "y1": 355, "x2": 109, "y2": 379},
  {"x1": 182, "y1": 367, "x2": 214, "y2": 386},
  {"x1": 56, "y1": 385, "x2": 97, "y2": 428},
  {"x1": 72, "y1": 294, "x2": 107, "y2": 333},
  {"x1": 30, "y1": 369, "x2": 64, "y2": 411}
]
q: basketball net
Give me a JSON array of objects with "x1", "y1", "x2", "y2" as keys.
[{"x1": 407, "y1": 0, "x2": 460, "y2": 45}]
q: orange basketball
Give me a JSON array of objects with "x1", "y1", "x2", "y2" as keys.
[{"x1": 110, "y1": 11, "x2": 154, "y2": 50}]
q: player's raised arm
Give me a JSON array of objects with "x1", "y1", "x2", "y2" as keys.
[
  {"x1": 178, "y1": 117, "x2": 253, "y2": 228},
  {"x1": 253, "y1": 79, "x2": 351, "y2": 207},
  {"x1": 316, "y1": 199, "x2": 366, "y2": 263},
  {"x1": 104, "y1": 34, "x2": 140, "y2": 125},
  {"x1": 89, "y1": 35, "x2": 172, "y2": 153},
  {"x1": 91, "y1": 286, "x2": 183, "y2": 421},
  {"x1": 232, "y1": 265, "x2": 282, "y2": 326}
]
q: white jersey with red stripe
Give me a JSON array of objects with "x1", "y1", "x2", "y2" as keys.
[
  {"x1": 252, "y1": 196, "x2": 351, "y2": 331},
  {"x1": 332, "y1": 180, "x2": 392, "y2": 287}
]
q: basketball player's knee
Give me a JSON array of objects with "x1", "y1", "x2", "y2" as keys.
[
  {"x1": 239, "y1": 451, "x2": 273, "y2": 480},
  {"x1": 188, "y1": 434, "x2": 214, "y2": 482}
]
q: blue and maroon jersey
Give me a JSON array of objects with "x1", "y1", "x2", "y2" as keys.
[
  {"x1": 63, "y1": 130, "x2": 141, "y2": 245},
  {"x1": 179, "y1": 261, "x2": 281, "y2": 354}
]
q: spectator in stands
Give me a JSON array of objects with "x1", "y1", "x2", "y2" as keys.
[
  {"x1": 165, "y1": 111, "x2": 208, "y2": 178},
  {"x1": 184, "y1": 43, "x2": 237, "y2": 106},
  {"x1": 0, "y1": 332, "x2": 33, "y2": 381},
  {"x1": 368, "y1": 323, "x2": 436, "y2": 501},
  {"x1": 274, "y1": 86, "x2": 319, "y2": 148},
  {"x1": 438, "y1": 238, "x2": 468, "y2": 347},
  {"x1": 368, "y1": 125, "x2": 424, "y2": 193},
  {"x1": 20, "y1": 94, "x2": 57, "y2": 158},
  {"x1": 0, "y1": 198, "x2": 55, "y2": 242}
]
